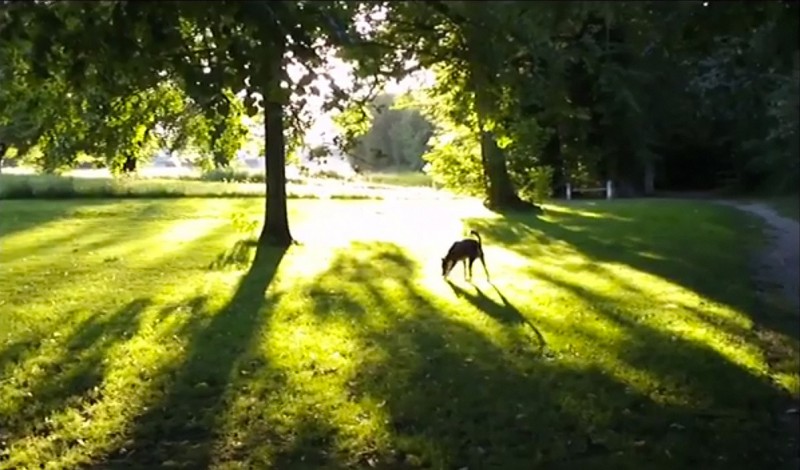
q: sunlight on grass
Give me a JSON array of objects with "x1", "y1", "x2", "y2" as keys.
[{"x1": 1, "y1": 198, "x2": 797, "y2": 468}]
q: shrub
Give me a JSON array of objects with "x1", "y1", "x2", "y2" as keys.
[{"x1": 517, "y1": 165, "x2": 555, "y2": 205}]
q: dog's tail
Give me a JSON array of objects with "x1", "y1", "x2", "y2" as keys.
[{"x1": 469, "y1": 229, "x2": 482, "y2": 246}]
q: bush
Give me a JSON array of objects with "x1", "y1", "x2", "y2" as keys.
[
  {"x1": 200, "y1": 167, "x2": 265, "y2": 184},
  {"x1": 0, "y1": 173, "x2": 387, "y2": 200},
  {"x1": 517, "y1": 166, "x2": 555, "y2": 205},
  {"x1": 421, "y1": 127, "x2": 484, "y2": 196}
]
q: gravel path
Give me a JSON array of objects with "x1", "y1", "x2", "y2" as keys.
[{"x1": 718, "y1": 201, "x2": 799, "y2": 310}]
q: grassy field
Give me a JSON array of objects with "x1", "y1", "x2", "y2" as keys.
[
  {"x1": 1, "y1": 197, "x2": 798, "y2": 469},
  {"x1": 0, "y1": 172, "x2": 435, "y2": 201},
  {"x1": 361, "y1": 172, "x2": 433, "y2": 188}
]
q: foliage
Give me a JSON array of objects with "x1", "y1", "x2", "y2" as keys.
[
  {"x1": 0, "y1": 0, "x2": 422, "y2": 244},
  {"x1": 199, "y1": 167, "x2": 266, "y2": 184},
  {"x1": 372, "y1": 1, "x2": 798, "y2": 198},
  {"x1": 421, "y1": 119, "x2": 484, "y2": 197},
  {"x1": 333, "y1": 93, "x2": 434, "y2": 171},
  {"x1": 2, "y1": 0, "x2": 798, "y2": 211},
  {"x1": 516, "y1": 166, "x2": 555, "y2": 205}
]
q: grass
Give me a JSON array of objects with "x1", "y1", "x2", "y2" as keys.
[
  {"x1": 362, "y1": 171, "x2": 433, "y2": 188},
  {"x1": 0, "y1": 197, "x2": 798, "y2": 469},
  {"x1": 0, "y1": 173, "x2": 389, "y2": 201},
  {"x1": 0, "y1": 172, "x2": 440, "y2": 201}
]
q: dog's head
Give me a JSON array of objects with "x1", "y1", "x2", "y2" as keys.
[{"x1": 441, "y1": 257, "x2": 454, "y2": 277}]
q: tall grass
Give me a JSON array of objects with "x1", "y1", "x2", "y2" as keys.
[
  {"x1": 0, "y1": 174, "x2": 381, "y2": 200},
  {"x1": 362, "y1": 171, "x2": 433, "y2": 187}
]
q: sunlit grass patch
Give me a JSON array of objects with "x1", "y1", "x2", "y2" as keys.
[
  {"x1": 0, "y1": 197, "x2": 797, "y2": 469},
  {"x1": 361, "y1": 171, "x2": 433, "y2": 188}
]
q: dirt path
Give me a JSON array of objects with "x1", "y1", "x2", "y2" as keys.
[
  {"x1": 718, "y1": 201, "x2": 799, "y2": 310},
  {"x1": 717, "y1": 200, "x2": 799, "y2": 467}
]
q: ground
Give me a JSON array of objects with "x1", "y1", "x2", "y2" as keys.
[
  {"x1": 718, "y1": 201, "x2": 799, "y2": 311},
  {"x1": 0, "y1": 196, "x2": 798, "y2": 469}
]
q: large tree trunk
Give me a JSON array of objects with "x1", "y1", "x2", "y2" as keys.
[
  {"x1": 643, "y1": 157, "x2": 655, "y2": 196},
  {"x1": 122, "y1": 153, "x2": 137, "y2": 173},
  {"x1": 258, "y1": 34, "x2": 293, "y2": 247},
  {"x1": 473, "y1": 84, "x2": 539, "y2": 212},
  {"x1": 0, "y1": 142, "x2": 6, "y2": 174}
]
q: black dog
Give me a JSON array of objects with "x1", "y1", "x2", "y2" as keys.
[{"x1": 441, "y1": 230, "x2": 490, "y2": 281}]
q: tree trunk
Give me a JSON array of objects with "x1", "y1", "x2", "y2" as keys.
[
  {"x1": 0, "y1": 142, "x2": 6, "y2": 174},
  {"x1": 258, "y1": 34, "x2": 293, "y2": 247},
  {"x1": 473, "y1": 85, "x2": 539, "y2": 212},
  {"x1": 643, "y1": 157, "x2": 655, "y2": 196},
  {"x1": 122, "y1": 153, "x2": 137, "y2": 173}
]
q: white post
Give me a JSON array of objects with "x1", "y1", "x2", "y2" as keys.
[
  {"x1": 566, "y1": 183, "x2": 572, "y2": 201},
  {"x1": 606, "y1": 180, "x2": 613, "y2": 200}
]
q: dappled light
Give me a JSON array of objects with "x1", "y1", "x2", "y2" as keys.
[
  {"x1": 2, "y1": 0, "x2": 798, "y2": 467},
  {"x1": 1, "y1": 198, "x2": 798, "y2": 468}
]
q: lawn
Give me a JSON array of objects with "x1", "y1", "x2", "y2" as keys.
[{"x1": 0, "y1": 197, "x2": 798, "y2": 469}]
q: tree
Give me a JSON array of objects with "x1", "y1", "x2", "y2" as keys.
[
  {"x1": 0, "y1": 1, "x2": 395, "y2": 246},
  {"x1": 335, "y1": 1, "x2": 554, "y2": 210},
  {"x1": 333, "y1": 93, "x2": 433, "y2": 171}
]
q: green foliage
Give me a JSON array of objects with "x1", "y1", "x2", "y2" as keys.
[
  {"x1": 229, "y1": 211, "x2": 260, "y2": 235},
  {"x1": 2, "y1": 1, "x2": 798, "y2": 201},
  {"x1": 517, "y1": 166, "x2": 555, "y2": 205},
  {"x1": 335, "y1": 93, "x2": 434, "y2": 171},
  {"x1": 422, "y1": 122, "x2": 484, "y2": 197},
  {"x1": 200, "y1": 167, "x2": 266, "y2": 184}
]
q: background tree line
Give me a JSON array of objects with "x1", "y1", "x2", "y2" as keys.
[
  {"x1": 1, "y1": 1, "x2": 797, "y2": 244},
  {"x1": 336, "y1": 1, "x2": 797, "y2": 199}
]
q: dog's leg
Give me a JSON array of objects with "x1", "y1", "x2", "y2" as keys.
[
  {"x1": 469, "y1": 257, "x2": 475, "y2": 281},
  {"x1": 463, "y1": 259, "x2": 468, "y2": 280},
  {"x1": 479, "y1": 253, "x2": 490, "y2": 281}
]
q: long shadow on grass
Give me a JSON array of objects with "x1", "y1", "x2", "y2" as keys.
[
  {"x1": 0, "y1": 299, "x2": 150, "y2": 445},
  {"x1": 0, "y1": 198, "x2": 118, "y2": 241},
  {"x1": 100, "y1": 241, "x2": 286, "y2": 468},
  {"x1": 303, "y1": 242, "x2": 794, "y2": 469},
  {"x1": 0, "y1": 199, "x2": 174, "y2": 265},
  {"x1": 446, "y1": 280, "x2": 547, "y2": 354},
  {"x1": 469, "y1": 201, "x2": 799, "y2": 343},
  {"x1": 528, "y1": 267, "x2": 799, "y2": 467}
]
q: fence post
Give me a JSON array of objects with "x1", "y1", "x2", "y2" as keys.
[
  {"x1": 566, "y1": 183, "x2": 572, "y2": 201},
  {"x1": 606, "y1": 180, "x2": 613, "y2": 200}
]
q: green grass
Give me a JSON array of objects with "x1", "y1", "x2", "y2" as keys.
[
  {"x1": 0, "y1": 173, "x2": 388, "y2": 200},
  {"x1": 363, "y1": 171, "x2": 433, "y2": 188},
  {"x1": 1, "y1": 198, "x2": 798, "y2": 469}
]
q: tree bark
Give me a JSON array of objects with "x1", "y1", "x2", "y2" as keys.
[
  {"x1": 473, "y1": 84, "x2": 539, "y2": 212},
  {"x1": 258, "y1": 33, "x2": 293, "y2": 247},
  {"x1": 0, "y1": 142, "x2": 6, "y2": 174},
  {"x1": 122, "y1": 153, "x2": 137, "y2": 173},
  {"x1": 643, "y1": 157, "x2": 655, "y2": 196}
]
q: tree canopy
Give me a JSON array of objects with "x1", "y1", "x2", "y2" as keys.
[
  {"x1": 1, "y1": 1, "x2": 797, "y2": 241},
  {"x1": 1, "y1": 1, "x2": 408, "y2": 245}
]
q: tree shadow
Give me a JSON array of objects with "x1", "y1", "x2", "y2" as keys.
[
  {"x1": 99, "y1": 242, "x2": 287, "y2": 468},
  {"x1": 302, "y1": 242, "x2": 795, "y2": 468},
  {"x1": 208, "y1": 238, "x2": 259, "y2": 271},
  {"x1": 0, "y1": 199, "x2": 176, "y2": 266},
  {"x1": 0, "y1": 199, "x2": 118, "y2": 240},
  {"x1": 526, "y1": 267, "x2": 800, "y2": 467},
  {"x1": 469, "y1": 202, "x2": 799, "y2": 343},
  {"x1": 0, "y1": 299, "x2": 150, "y2": 445},
  {"x1": 445, "y1": 280, "x2": 547, "y2": 354}
]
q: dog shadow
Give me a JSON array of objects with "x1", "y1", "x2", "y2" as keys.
[{"x1": 445, "y1": 280, "x2": 547, "y2": 352}]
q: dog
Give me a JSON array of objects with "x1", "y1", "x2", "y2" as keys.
[{"x1": 441, "y1": 230, "x2": 490, "y2": 281}]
